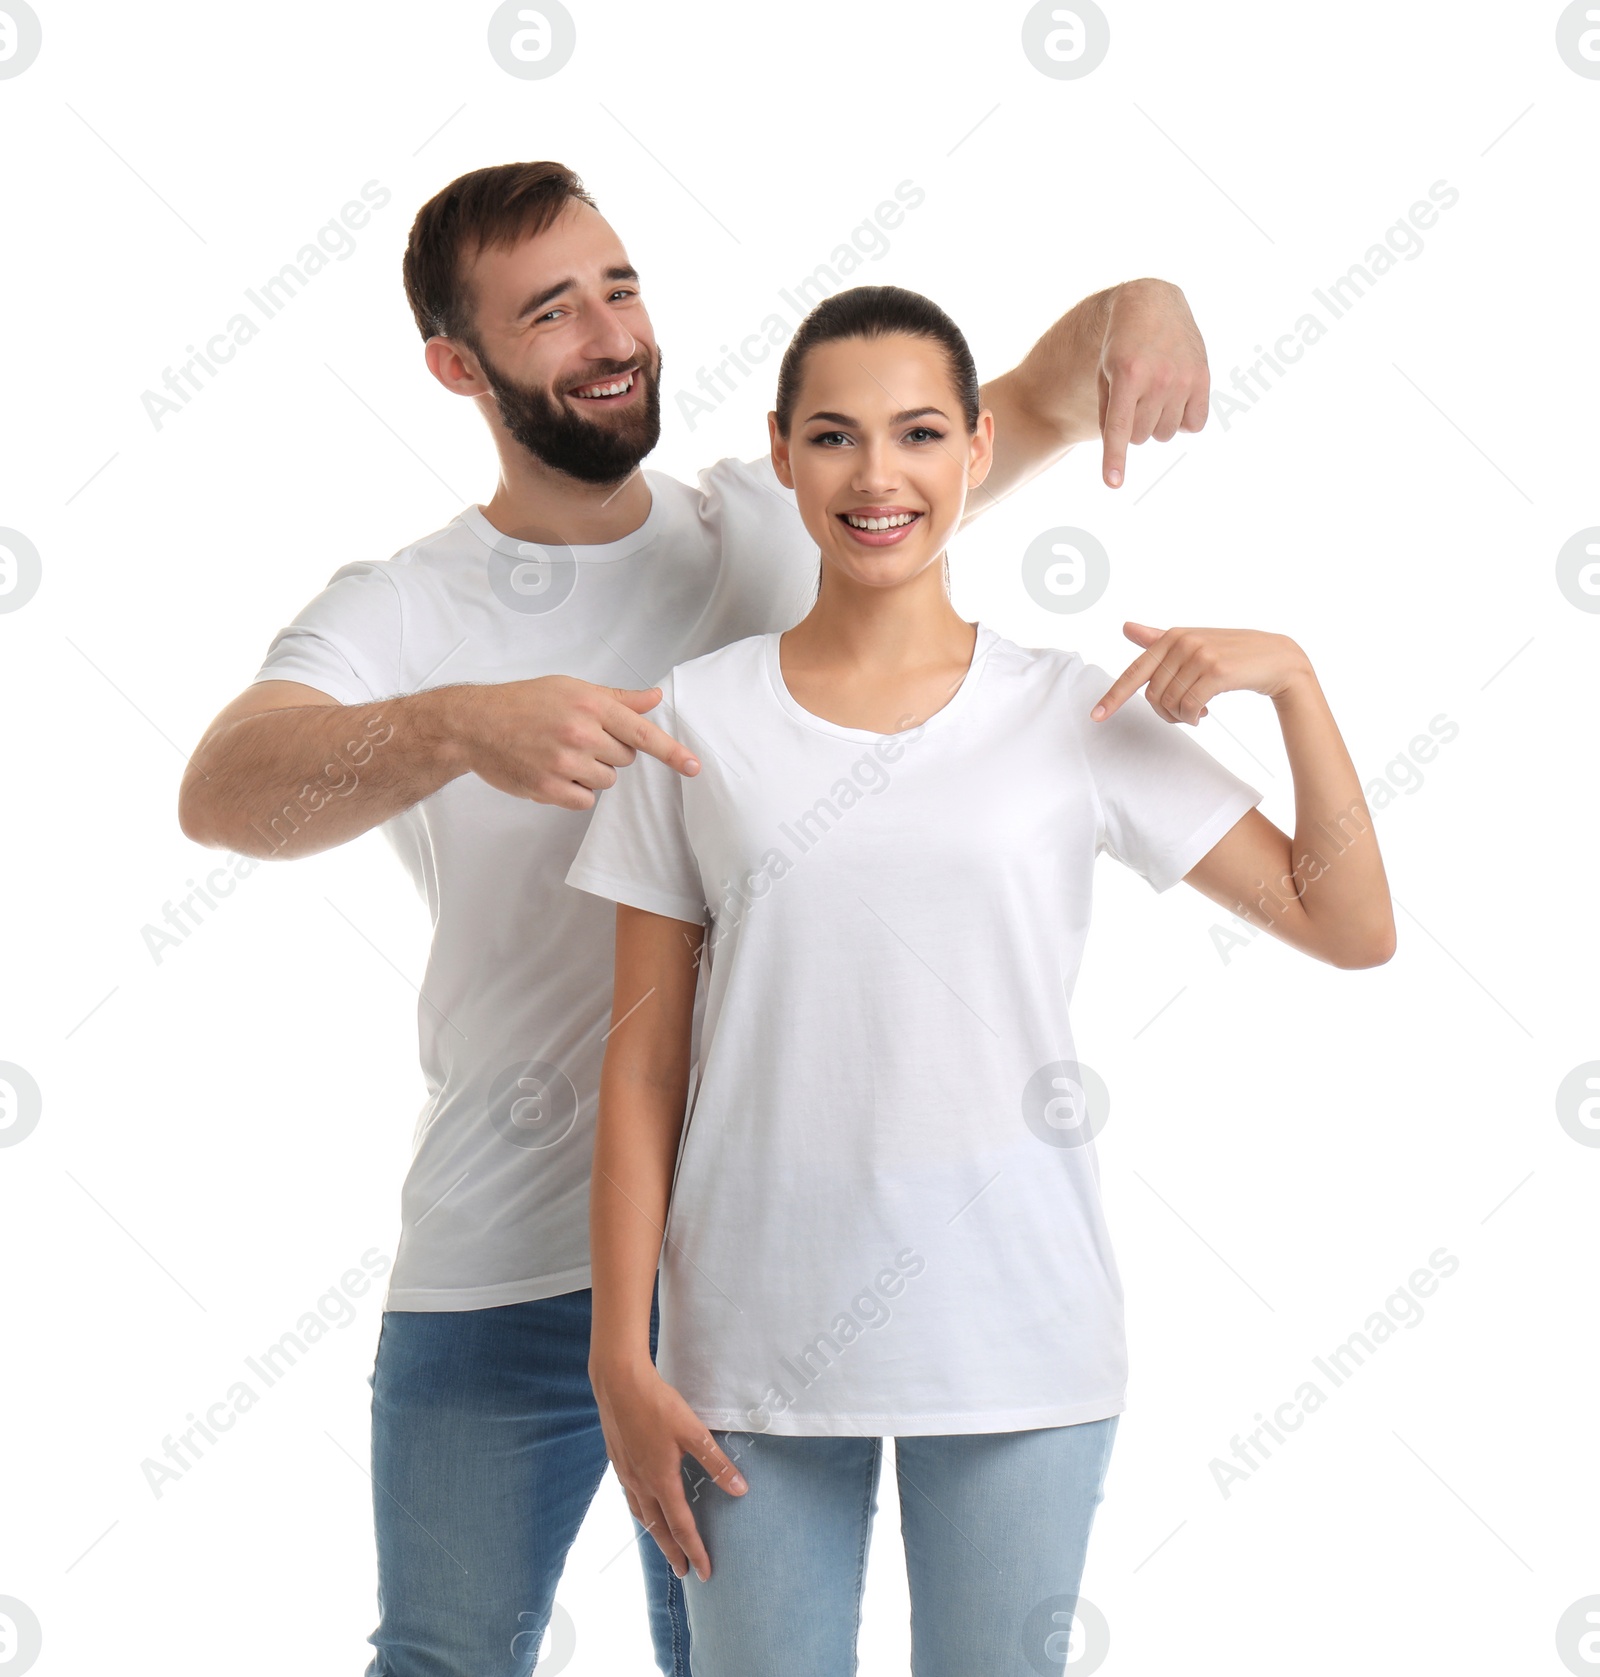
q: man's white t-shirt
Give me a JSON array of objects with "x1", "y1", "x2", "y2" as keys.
[
  {"x1": 251, "y1": 460, "x2": 817, "y2": 1311},
  {"x1": 565, "y1": 626, "x2": 1263, "y2": 1436}
]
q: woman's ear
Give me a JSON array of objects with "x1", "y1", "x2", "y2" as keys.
[
  {"x1": 768, "y1": 412, "x2": 795, "y2": 489},
  {"x1": 966, "y1": 408, "x2": 996, "y2": 489}
]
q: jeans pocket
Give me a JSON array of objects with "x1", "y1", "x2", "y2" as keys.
[{"x1": 368, "y1": 1313, "x2": 389, "y2": 1393}]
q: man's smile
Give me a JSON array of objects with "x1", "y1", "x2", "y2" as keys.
[{"x1": 566, "y1": 368, "x2": 640, "y2": 404}]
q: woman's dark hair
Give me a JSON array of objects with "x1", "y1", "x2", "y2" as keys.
[{"x1": 773, "y1": 286, "x2": 980, "y2": 436}]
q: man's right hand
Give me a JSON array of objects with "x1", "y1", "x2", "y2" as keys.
[
  {"x1": 457, "y1": 677, "x2": 700, "y2": 812},
  {"x1": 179, "y1": 674, "x2": 699, "y2": 859}
]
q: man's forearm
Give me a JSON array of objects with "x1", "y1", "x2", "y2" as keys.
[
  {"x1": 982, "y1": 285, "x2": 1114, "y2": 450},
  {"x1": 179, "y1": 688, "x2": 471, "y2": 859},
  {"x1": 974, "y1": 278, "x2": 1205, "y2": 507}
]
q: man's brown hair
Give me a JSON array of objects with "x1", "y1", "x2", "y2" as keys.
[{"x1": 401, "y1": 161, "x2": 597, "y2": 343}]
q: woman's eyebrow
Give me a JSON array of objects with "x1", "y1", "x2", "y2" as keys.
[{"x1": 803, "y1": 406, "x2": 950, "y2": 425}]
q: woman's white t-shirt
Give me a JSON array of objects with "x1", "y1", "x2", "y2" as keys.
[{"x1": 566, "y1": 624, "x2": 1263, "y2": 1437}]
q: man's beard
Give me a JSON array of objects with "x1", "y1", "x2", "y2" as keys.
[{"x1": 471, "y1": 340, "x2": 663, "y2": 486}]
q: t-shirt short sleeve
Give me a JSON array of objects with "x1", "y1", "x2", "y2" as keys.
[
  {"x1": 691, "y1": 454, "x2": 816, "y2": 631},
  {"x1": 690, "y1": 453, "x2": 796, "y2": 540},
  {"x1": 1076, "y1": 659, "x2": 1264, "y2": 893},
  {"x1": 565, "y1": 674, "x2": 709, "y2": 926},
  {"x1": 699, "y1": 452, "x2": 795, "y2": 507},
  {"x1": 251, "y1": 561, "x2": 405, "y2": 705}
]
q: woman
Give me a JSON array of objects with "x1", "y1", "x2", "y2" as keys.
[{"x1": 565, "y1": 286, "x2": 1394, "y2": 1675}]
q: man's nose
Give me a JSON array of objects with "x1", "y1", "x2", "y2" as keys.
[{"x1": 576, "y1": 302, "x2": 639, "y2": 366}]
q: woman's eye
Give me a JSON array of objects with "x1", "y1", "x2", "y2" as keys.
[
  {"x1": 904, "y1": 426, "x2": 944, "y2": 444},
  {"x1": 809, "y1": 431, "x2": 852, "y2": 447}
]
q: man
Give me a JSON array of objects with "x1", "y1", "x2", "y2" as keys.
[{"x1": 177, "y1": 160, "x2": 1210, "y2": 1677}]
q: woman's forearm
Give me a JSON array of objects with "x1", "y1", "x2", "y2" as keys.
[
  {"x1": 588, "y1": 906, "x2": 705, "y2": 1378},
  {"x1": 589, "y1": 1072, "x2": 687, "y2": 1375},
  {"x1": 1272, "y1": 666, "x2": 1397, "y2": 962}
]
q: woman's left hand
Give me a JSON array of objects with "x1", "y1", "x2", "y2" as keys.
[{"x1": 1091, "y1": 622, "x2": 1312, "y2": 726}]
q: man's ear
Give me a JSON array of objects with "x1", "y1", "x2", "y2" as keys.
[
  {"x1": 966, "y1": 408, "x2": 996, "y2": 489},
  {"x1": 424, "y1": 336, "x2": 490, "y2": 398},
  {"x1": 768, "y1": 412, "x2": 795, "y2": 489}
]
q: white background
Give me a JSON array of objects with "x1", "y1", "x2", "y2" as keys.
[{"x1": 2, "y1": 1, "x2": 1597, "y2": 1673}]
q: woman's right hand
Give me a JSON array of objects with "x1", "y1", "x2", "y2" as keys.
[{"x1": 590, "y1": 1358, "x2": 748, "y2": 1581}]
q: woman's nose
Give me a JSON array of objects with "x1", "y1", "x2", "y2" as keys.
[{"x1": 851, "y1": 444, "x2": 899, "y2": 494}]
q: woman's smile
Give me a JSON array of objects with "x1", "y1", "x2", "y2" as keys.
[{"x1": 836, "y1": 506, "x2": 925, "y2": 547}]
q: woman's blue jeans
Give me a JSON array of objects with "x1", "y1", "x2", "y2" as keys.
[{"x1": 679, "y1": 1418, "x2": 1118, "y2": 1677}]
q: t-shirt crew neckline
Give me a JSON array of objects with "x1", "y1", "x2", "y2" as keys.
[
  {"x1": 763, "y1": 621, "x2": 998, "y2": 743},
  {"x1": 458, "y1": 486, "x2": 665, "y2": 563}
]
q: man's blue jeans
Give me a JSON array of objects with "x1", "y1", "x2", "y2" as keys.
[{"x1": 364, "y1": 1286, "x2": 689, "y2": 1676}]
